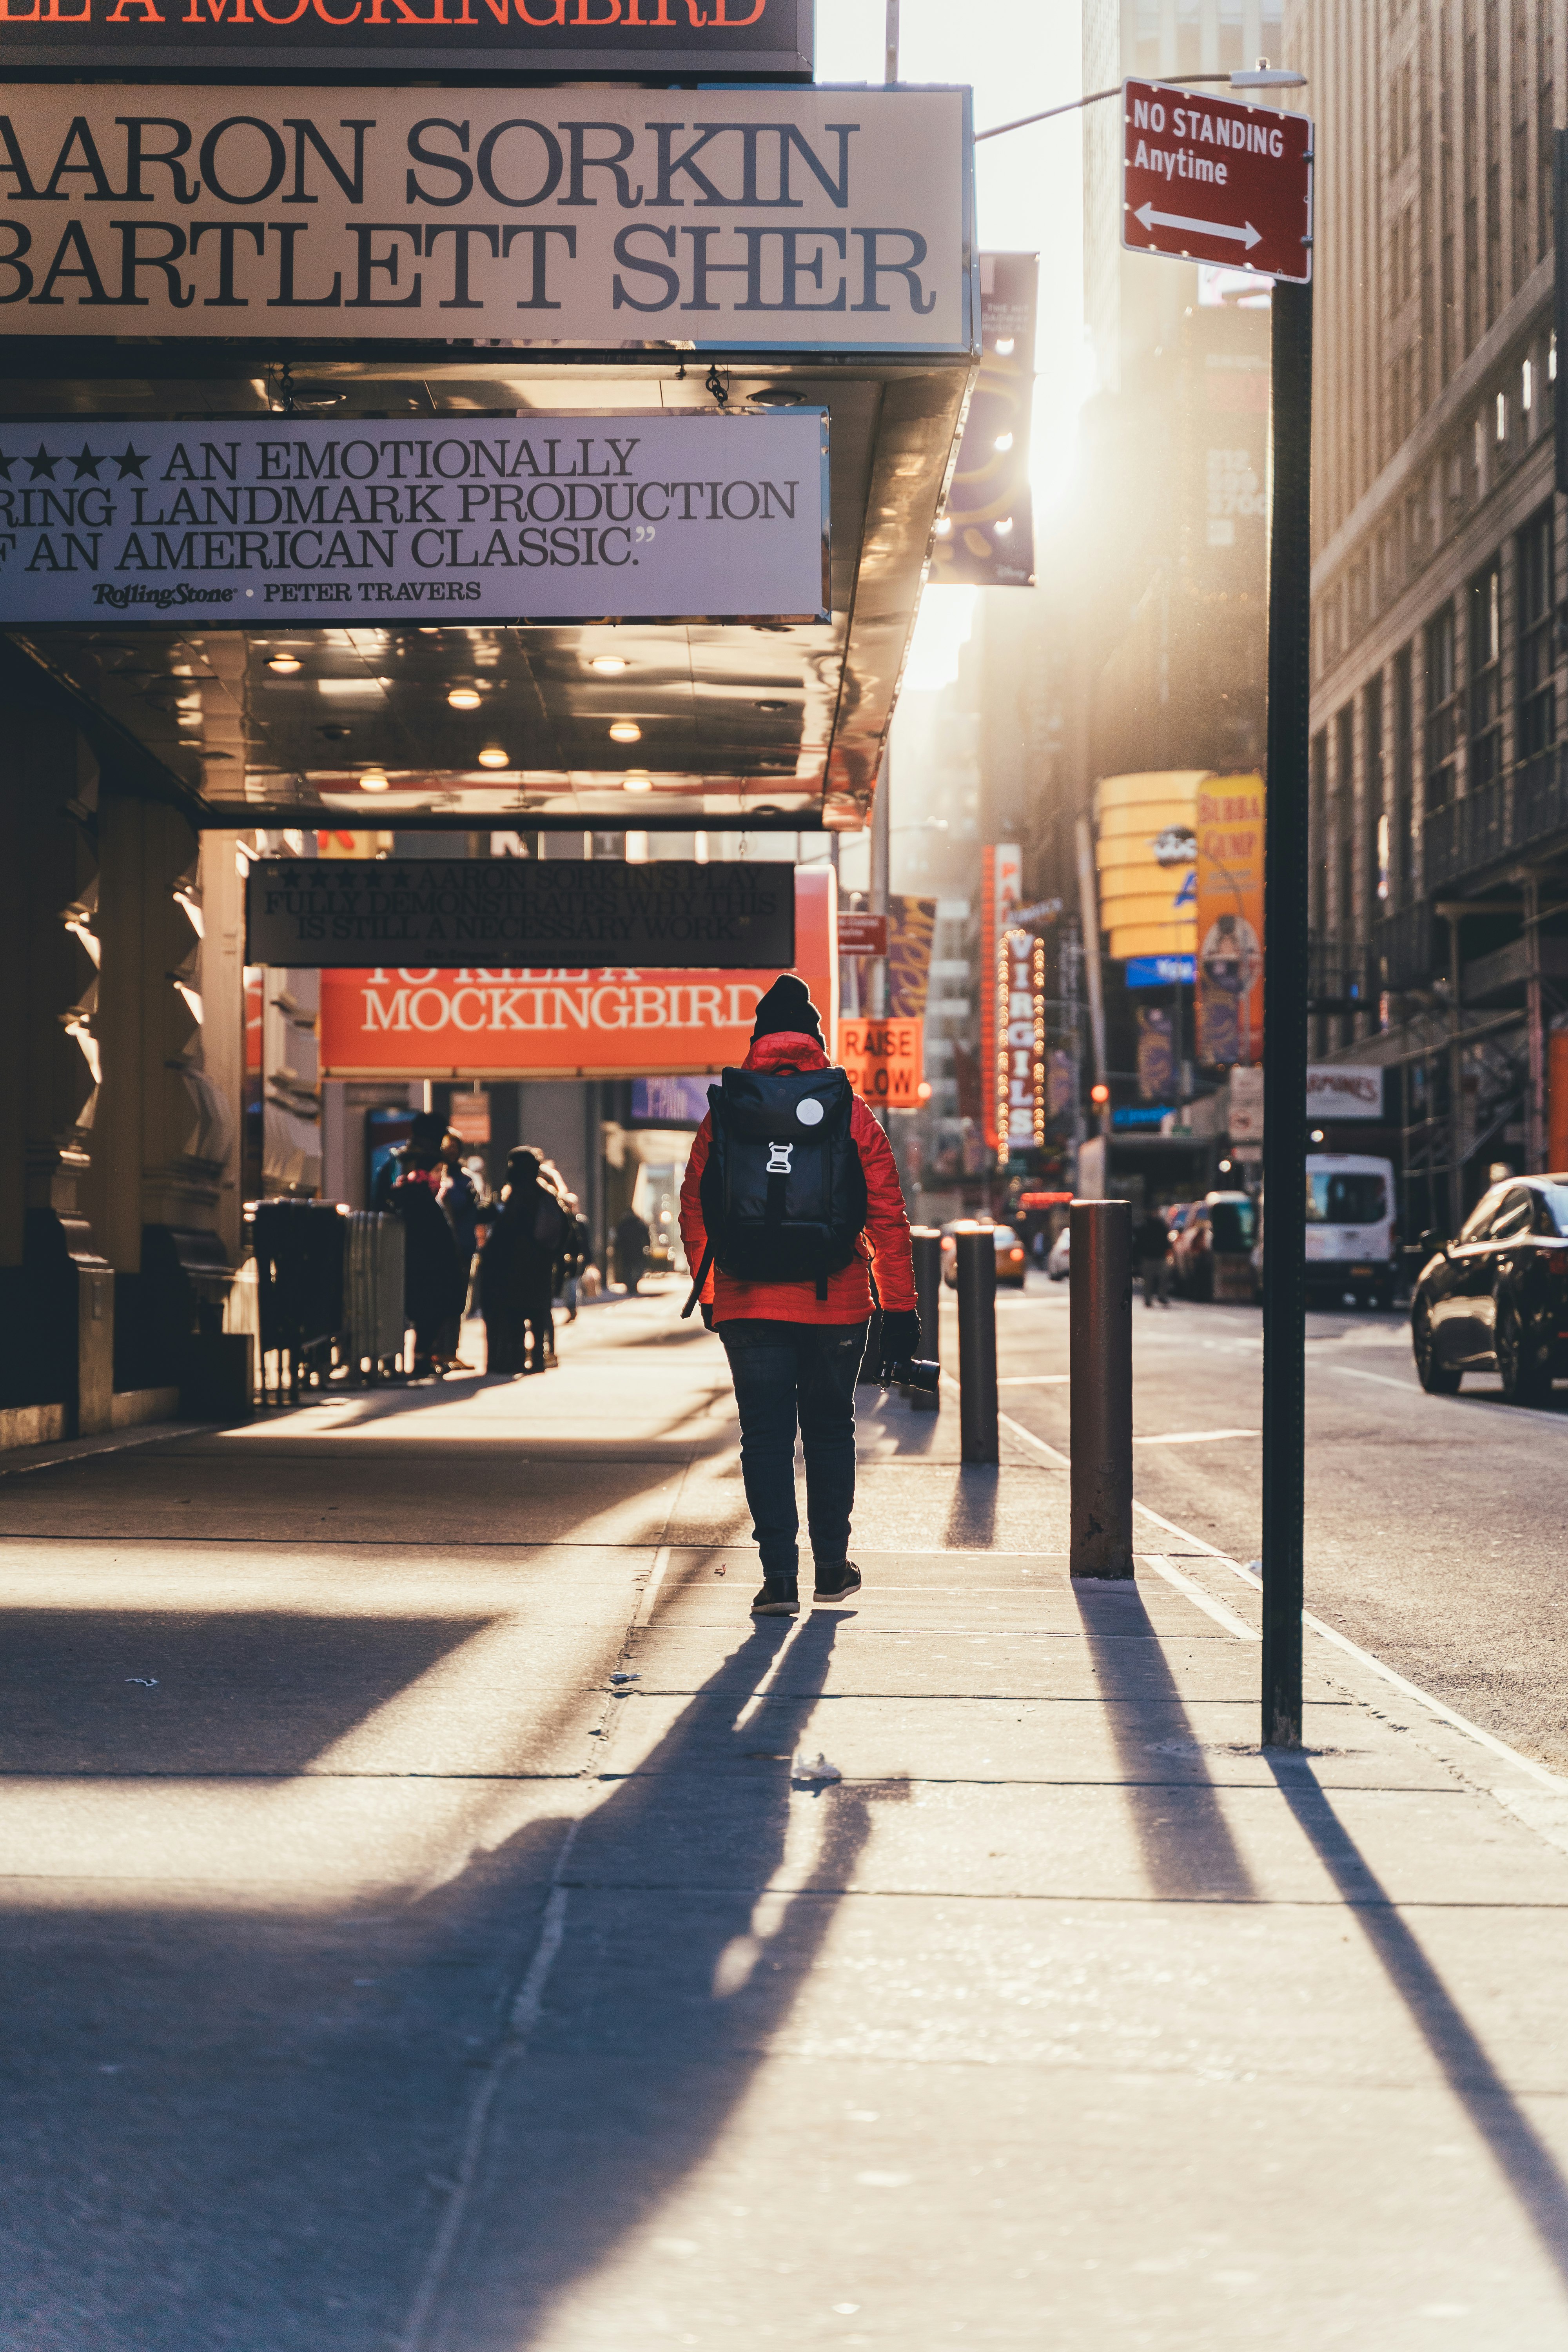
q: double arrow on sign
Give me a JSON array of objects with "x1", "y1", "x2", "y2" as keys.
[{"x1": 1132, "y1": 200, "x2": 1262, "y2": 250}]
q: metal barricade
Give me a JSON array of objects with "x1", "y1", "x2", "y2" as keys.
[{"x1": 344, "y1": 1210, "x2": 406, "y2": 1382}]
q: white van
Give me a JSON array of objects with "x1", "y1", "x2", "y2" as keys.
[{"x1": 1304, "y1": 1152, "x2": 1398, "y2": 1308}]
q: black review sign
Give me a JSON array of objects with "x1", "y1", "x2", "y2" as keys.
[{"x1": 246, "y1": 857, "x2": 797, "y2": 969}]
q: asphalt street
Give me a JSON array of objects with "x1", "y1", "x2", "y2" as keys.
[{"x1": 975, "y1": 1273, "x2": 1568, "y2": 1774}]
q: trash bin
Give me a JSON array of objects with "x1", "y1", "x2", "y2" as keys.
[{"x1": 250, "y1": 1200, "x2": 347, "y2": 1395}]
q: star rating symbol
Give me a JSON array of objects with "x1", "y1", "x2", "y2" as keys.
[
  {"x1": 113, "y1": 443, "x2": 149, "y2": 481},
  {"x1": 69, "y1": 445, "x2": 103, "y2": 481},
  {"x1": 27, "y1": 445, "x2": 58, "y2": 481}
]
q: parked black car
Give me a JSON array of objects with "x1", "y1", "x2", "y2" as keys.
[{"x1": 1410, "y1": 1176, "x2": 1568, "y2": 1402}]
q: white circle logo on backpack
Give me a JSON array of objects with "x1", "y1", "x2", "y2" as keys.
[{"x1": 797, "y1": 1098, "x2": 825, "y2": 1127}]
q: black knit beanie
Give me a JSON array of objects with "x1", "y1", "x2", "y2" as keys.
[{"x1": 751, "y1": 973, "x2": 823, "y2": 1042}]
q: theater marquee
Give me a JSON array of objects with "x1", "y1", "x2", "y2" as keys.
[
  {"x1": 316, "y1": 863, "x2": 837, "y2": 1078},
  {"x1": 0, "y1": 0, "x2": 813, "y2": 83},
  {"x1": 0, "y1": 411, "x2": 829, "y2": 625},
  {"x1": 0, "y1": 84, "x2": 970, "y2": 348}
]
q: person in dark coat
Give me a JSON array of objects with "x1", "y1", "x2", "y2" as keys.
[
  {"x1": 481, "y1": 1148, "x2": 566, "y2": 1376},
  {"x1": 1135, "y1": 1206, "x2": 1172, "y2": 1308},
  {"x1": 615, "y1": 1206, "x2": 652, "y2": 1296},
  {"x1": 388, "y1": 1118, "x2": 467, "y2": 1376}
]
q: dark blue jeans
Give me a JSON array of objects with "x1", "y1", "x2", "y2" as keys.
[{"x1": 718, "y1": 1319, "x2": 868, "y2": 1582}]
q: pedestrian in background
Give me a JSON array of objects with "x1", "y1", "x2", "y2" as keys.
[
  {"x1": 481, "y1": 1148, "x2": 566, "y2": 1376},
  {"x1": 1135, "y1": 1205, "x2": 1172, "y2": 1309},
  {"x1": 679, "y1": 973, "x2": 919, "y2": 1618},
  {"x1": 561, "y1": 1194, "x2": 591, "y2": 1322},
  {"x1": 436, "y1": 1132, "x2": 482, "y2": 1367},
  {"x1": 616, "y1": 1205, "x2": 651, "y2": 1296},
  {"x1": 388, "y1": 1120, "x2": 467, "y2": 1376}
]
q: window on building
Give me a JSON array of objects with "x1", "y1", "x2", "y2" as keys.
[
  {"x1": 1523, "y1": 356, "x2": 1534, "y2": 415},
  {"x1": 1310, "y1": 728, "x2": 1328, "y2": 932},
  {"x1": 1519, "y1": 506, "x2": 1556, "y2": 760},
  {"x1": 1467, "y1": 557, "x2": 1503, "y2": 791},
  {"x1": 1426, "y1": 605, "x2": 1459, "y2": 810},
  {"x1": 1365, "y1": 674, "x2": 1387, "y2": 910},
  {"x1": 1394, "y1": 642, "x2": 1415, "y2": 895},
  {"x1": 1495, "y1": 389, "x2": 1508, "y2": 446},
  {"x1": 1175, "y1": 0, "x2": 1201, "y2": 73},
  {"x1": 1334, "y1": 702, "x2": 1356, "y2": 971}
]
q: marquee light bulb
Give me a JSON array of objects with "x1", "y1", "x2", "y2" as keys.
[
  {"x1": 609, "y1": 720, "x2": 642, "y2": 743},
  {"x1": 266, "y1": 652, "x2": 301, "y2": 675},
  {"x1": 477, "y1": 744, "x2": 510, "y2": 769},
  {"x1": 447, "y1": 684, "x2": 482, "y2": 710},
  {"x1": 359, "y1": 768, "x2": 390, "y2": 793}
]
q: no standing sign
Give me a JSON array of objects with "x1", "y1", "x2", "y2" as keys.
[{"x1": 1122, "y1": 79, "x2": 1313, "y2": 283}]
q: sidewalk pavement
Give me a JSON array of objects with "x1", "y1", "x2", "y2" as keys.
[{"x1": 2, "y1": 1287, "x2": 1568, "y2": 2348}]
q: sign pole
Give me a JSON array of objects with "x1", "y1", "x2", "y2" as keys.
[{"x1": 1260, "y1": 274, "x2": 1313, "y2": 1749}]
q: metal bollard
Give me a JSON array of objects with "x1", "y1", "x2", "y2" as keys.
[
  {"x1": 909, "y1": 1225, "x2": 942, "y2": 1411},
  {"x1": 1069, "y1": 1198, "x2": 1133, "y2": 1578},
  {"x1": 955, "y1": 1224, "x2": 998, "y2": 1464}
]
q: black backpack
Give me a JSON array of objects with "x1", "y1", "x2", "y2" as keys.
[{"x1": 682, "y1": 1064, "x2": 867, "y2": 1312}]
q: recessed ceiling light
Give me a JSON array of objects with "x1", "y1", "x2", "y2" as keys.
[
  {"x1": 266, "y1": 653, "x2": 301, "y2": 675},
  {"x1": 359, "y1": 768, "x2": 390, "y2": 793},
  {"x1": 477, "y1": 743, "x2": 510, "y2": 769},
  {"x1": 623, "y1": 775, "x2": 653, "y2": 793},
  {"x1": 447, "y1": 684, "x2": 482, "y2": 710},
  {"x1": 590, "y1": 655, "x2": 629, "y2": 673},
  {"x1": 609, "y1": 720, "x2": 642, "y2": 743}
]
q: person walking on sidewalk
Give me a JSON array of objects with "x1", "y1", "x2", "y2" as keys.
[
  {"x1": 679, "y1": 973, "x2": 920, "y2": 1619},
  {"x1": 481, "y1": 1148, "x2": 566, "y2": 1376},
  {"x1": 1135, "y1": 1205, "x2": 1172, "y2": 1308}
]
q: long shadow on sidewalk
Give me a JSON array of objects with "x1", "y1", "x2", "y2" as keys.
[
  {"x1": 412, "y1": 1608, "x2": 878, "y2": 2350},
  {"x1": 1073, "y1": 1577, "x2": 1258, "y2": 1902},
  {"x1": 1266, "y1": 1759, "x2": 1568, "y2": 2298}
]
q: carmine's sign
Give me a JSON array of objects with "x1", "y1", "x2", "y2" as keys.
[
  {"x1": 0, "y1": 85, "x2": 969, "y2": 347},
  {"x1": 0, "y1": 412, "x2": 829, "y2": 623},
  {"x1": 246, "y1": 857, "x2": 797, "y2": 969},
  {"x1": 0, "y1": 0, "x2": 812, "y2": 80}
]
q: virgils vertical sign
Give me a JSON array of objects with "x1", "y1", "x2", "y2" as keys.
[{"x1": 1195, "y1": 772, "x2": 1265, "y2": 1066}]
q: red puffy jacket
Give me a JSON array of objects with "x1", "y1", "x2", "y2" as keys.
[{"x1": 679, "y1": 1031, "x2": 917, "y2": 1327}]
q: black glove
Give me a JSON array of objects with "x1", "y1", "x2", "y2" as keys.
[
  {"x1": 877, "y1": 1308, "x2": 921, "y2": 1376},
  {"x1": 700, "y1": 1302, "x2": 715, "y2": 1331}
]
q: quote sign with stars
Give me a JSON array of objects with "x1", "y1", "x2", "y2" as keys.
[
  {"x1": 0, "y1": 413, "x2": 829, "y2": 626},
  {"x1": 1122, "y1": 80, "x2": 1313, "y2": 284}
]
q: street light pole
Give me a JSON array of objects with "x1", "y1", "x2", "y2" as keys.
[
  {"x1": 976, "y1": 62, "x2": 1313, "y2": 1748},
  {"x1": 1260, "y1": 276, "x2": 1314, "y2": 1749}
]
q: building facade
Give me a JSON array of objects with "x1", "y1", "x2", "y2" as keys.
[{"x1": 1288, "y1": 0, "x2": 1564, "y2": 1230}]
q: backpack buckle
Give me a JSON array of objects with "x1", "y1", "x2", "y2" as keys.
[{"x1": 765, "y1": 1142, "x2": 794, "y2": 1174}]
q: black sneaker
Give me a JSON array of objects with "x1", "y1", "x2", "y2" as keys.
[
  {"x1": 751, "y1": 1578, "x2": 800, "y2": 1617},
  {"x1": 813, "y1": 1561, "x2": 862, "y2": 1604}
]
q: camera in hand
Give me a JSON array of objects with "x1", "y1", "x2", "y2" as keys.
[{"x1": 883, "y1": 1357, "x2": 940, "y2": 1395}]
